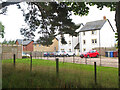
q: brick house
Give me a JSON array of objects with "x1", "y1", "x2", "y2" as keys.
[{"x1": 16, "y1": 39, "x2": 34, "y2": 52}]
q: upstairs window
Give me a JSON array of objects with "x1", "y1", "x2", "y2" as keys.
[
  {"x1": 83, "y1": 48, "x2": 86, "y2": 51},
  {"x1": 83, "y1": 40, "x2": 86, "y2": 44},
  {"x1": 92, "y1": 39, "x2": 97, "y2": 44}
]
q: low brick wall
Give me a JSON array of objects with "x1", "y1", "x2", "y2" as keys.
[{"x1": 93, "y1": 47, "x2": 117, "y2": 56}]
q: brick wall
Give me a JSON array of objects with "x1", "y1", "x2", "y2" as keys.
[
  {"x1": 23, "y1": 41, "x2": 34, "y2": 51},
  {"x1": 93, "y1": 47, "x2": 117, "y2": 56},
  {"x1": 1, "y1": 44, "x2": 22, "y2": 60}
]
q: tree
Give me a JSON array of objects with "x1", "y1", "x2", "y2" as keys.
[
  {"x1": 0, "y1": 2, "x2": 116, "y2": 45},
  {"x1": 0, "y1": 22, "x2": 4, "y2": 38},
  {"x1": 2, "y1": 39, "x2": 15, "y2": 44},
  {"x1": 1, "y1": 1, "x2": 120, "y2": 86},
  {"x1": 2, "y1": 39, "x2": 7, "y2": 44}
]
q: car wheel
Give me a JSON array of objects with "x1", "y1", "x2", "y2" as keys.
[
  {"x1": 73, "y1": 54, "x2": 75, "y2": 57},
  {"x1": 87, "y1": 55, "x2": 90, "y2": 58},
  {"x1": 66, "y1": 54, "x2": 69, "y2": 57},
  {"x1": 96, "y1": 54, "x2": 99, "y2": 58}
]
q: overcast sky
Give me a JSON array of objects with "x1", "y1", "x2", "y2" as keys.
[{"x1": 0, "y1": 3, "x2": 116, "y2": 42}]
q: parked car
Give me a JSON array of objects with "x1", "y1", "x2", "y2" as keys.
[
  {"x1": 66, "y1": 51, "x2": 75, "y2": 57},
  {"x1": 55, "y1": 51, "x2": 67, "y2": 57},
  {"x1": 22, "y1": 52, "x2": 30, "y2": 58},
  {"x1": 80, "y1": 50, "x2": 99, "y2": 58},
  {"x1": 49, "y1": 52, "x2": 56, "y2": 57},
  {"x1": 43, "y1": 52, "x2": 50, "y2": 57}
]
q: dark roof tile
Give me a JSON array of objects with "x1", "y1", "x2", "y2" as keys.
[{"x1": 80, "y1": 20, "x2": 106, "y2": 32}]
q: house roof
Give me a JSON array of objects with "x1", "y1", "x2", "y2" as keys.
[
  {"x1": 33, "y1": 41, "x2": 37, "y2": 44},
  {"x1": 74, "y1": 43, "x2": 80, "y2": 49},
  {"x1": 33, "y1": 38, "x2": 58, "y2": 45},
  {"x1": 79, "y1": 20, "x2": 106, "y2": 32},
  {"x1": 16, "y1": 39, "x2": 33, "y2": 46}
]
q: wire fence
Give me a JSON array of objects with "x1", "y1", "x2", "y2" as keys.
[{"x1": 22, "y1": 51, "x2": 118, "y2": 68}]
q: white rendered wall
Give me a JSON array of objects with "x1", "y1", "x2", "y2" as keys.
[
  {"x1": 80, "y1": 30, "x2": 99, "y2": 53},
  {"x1": 58, "y1": 34, "x2": 78, "y2": 52},
  {"x1": 79, "y1": 21, "x2": 115, "y2": 53},
  {"x1": 100, "y1": 21, "x2": 115, "y2": 48}
]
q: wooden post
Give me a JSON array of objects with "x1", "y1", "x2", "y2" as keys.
[
  {"x1": 47, "y1": 52, "x2": 48, "y2": 60},
  {"x1": 35, "y1": 52, "x2": 36, "y2": 59},
  {"x1": 41, "y1": 52, "x2": 42, "y2": 59},
  {"x1": 13, "y1": 54, "x2": 15, "y2": 68},
  {"x1": 30, "y1": 53, "x2": 32, "y2": 72},
  {"x1": 63, "y1": 55, "x2": 64, "y2": 63},
  {"x1": 73, "y1": 55, "x2": 74, "y2": 63},
  {"x1": 94, "y1": 62, "x2": 97, "y2": 85},
  {"x1": 56, "y1": 58, "x2": 59, "y2": 76}
]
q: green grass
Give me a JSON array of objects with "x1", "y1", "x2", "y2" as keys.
[{"x1": 2, "y1": 58, "x2": 119, "y2": 88}]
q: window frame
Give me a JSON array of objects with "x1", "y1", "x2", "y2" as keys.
[
  {"x1": 91, "y1": 39, "x2": 97, "y2": 44},
  {"x1": 83, "y1": 40, "x2": 86, "y2": 45}
]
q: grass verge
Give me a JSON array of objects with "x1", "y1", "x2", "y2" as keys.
[{"x1": 2, "y1": 58, "x2": 118, "y2": 88}]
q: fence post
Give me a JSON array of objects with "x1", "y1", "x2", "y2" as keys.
[
  {"x1": 86, "y1": 58, "x2": 87, "y2": 64},
  {"x1": 94, "y1": 62, "x2": 97, "y2": 85},
  {"x1": 73, "y1": 55, "x2": 75, "y2": 63},
  {"x1": 63, "y1": 55, "x2": 64, "y2": 63},
  {"x1": 41, "y1": 52, "x2": 42, "y2": 59},
  {"x1": 30, "y1": 53, "x2": 32, "y2": 72},
  {"x1": 13, "y1": 54, "x2": 15, "y2": 68},
  {"x1": 47, "y1": 52, "x2": 48, "y2": 60},
  {"x1": 35, "y1": 52, "x2": 36, "y2": 59},
  {"x1": 56, "y1": 58, "x2": 59, "y2": 76}
]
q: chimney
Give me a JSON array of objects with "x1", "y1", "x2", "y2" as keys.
[{"x1": 103, "y1": 16, "x2": 107, "y2": 20}]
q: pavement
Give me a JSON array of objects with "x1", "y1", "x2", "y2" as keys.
[{"x1": 33, "y1": 56, "x2": 118, "y2": 68}]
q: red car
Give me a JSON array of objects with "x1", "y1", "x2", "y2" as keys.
[{"x1": 80, "y1": 50, "x2": 99, "y2": 58}]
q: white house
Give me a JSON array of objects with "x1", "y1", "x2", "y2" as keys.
[
  {"x1": 57, "y1": 23, "x2": 84, "y2": 55},
  {"x1": 58, "y1": 34, "x2": 78, "y2": 53},
  {"x1": 76, "y1": 16, "x2": 116, "y2": 53}
]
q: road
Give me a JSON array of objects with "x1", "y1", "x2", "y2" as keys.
[{"x1": 33, "y1": 56, "x2": 118, "y2": 68}]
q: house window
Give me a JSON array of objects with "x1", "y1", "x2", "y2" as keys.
[
  {"x1": 83, "y1": 48, "x2": 86, "y2": 51},
  {"x1": 83, "y1": 32, "x2": 85, "y2": 36},
  {"x1": 61, "y1": 49, "x2": 64, "y2": 51},
  {"x1": 39, "y1": 44, "x2": 41, "y2": 47},
  {"x1": 83, "y1": 40, "x2": 86, "y2": 44},
  {"x1": 91, "y1": 31, "x2": 97, "y2": 35},
  {"x1": 69, "y1": 41, "x2": 71, "y2": 45},
  {"x1": 92, "y1": 39, "x2": 97, "y2": 44}
]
